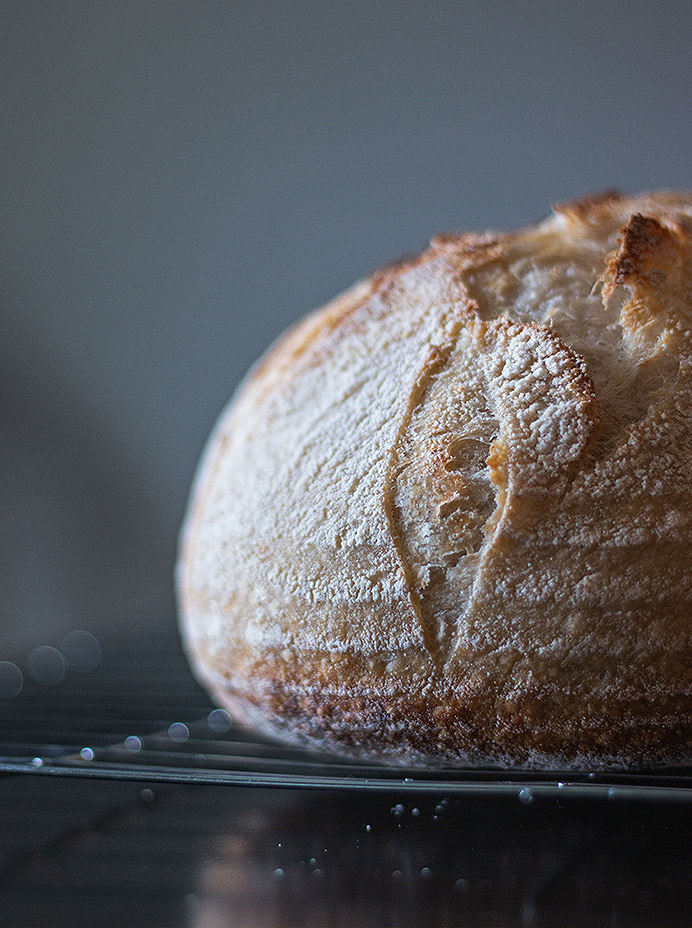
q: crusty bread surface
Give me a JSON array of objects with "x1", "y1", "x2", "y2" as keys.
[{"x1": 178, "y1": 192, "x2": 692, "y2": 768}]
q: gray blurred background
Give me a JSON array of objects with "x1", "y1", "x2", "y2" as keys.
[{"x1": 1, "y1": 1, "x2": 690, "y2": 658}]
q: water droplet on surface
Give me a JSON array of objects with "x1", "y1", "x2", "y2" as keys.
[
  {"x1": 141, "y1": 788, "x2": 155, "y2": 802},
  {"x1": 124, "y1": 735, "x2": 142, "y2": 752},
  {"x1": 60, "y1": 630, "x2": 101, "y2": 672},
  {"x1": 207, "y1": 708, "x2": 232, "y2": 732},
  {"x1": 27, "y1": 646, "x2": 66, "y2": 686},
  {"x1": 0, "y1": 662, "x2": 23, "y2": 698},
  {"x1": 556, "y1": 781, "x2": 565, "y2": 789},
  {"x1": 518, "y1": 787, "x2": 534, "y2": 805},
  {"x1": 31, "y1": 756, "x2": 43, "y2": 767},
  {"x1": 411, "y1": 807, "x2": 420, "y2": 817},
  {"x1": 390, "y1": 803, "x2": 405, "y2": 818},
  {"x1": 455, "y1": 878, "x2": 469, "y2": 892},
  {"x1": 364, "y1": 824, "x2": 372, "y2": 832},
  {"x1": 274, "y1": 868, "x2": 284, "y2": 879},
  {"x1": 392, "y1": 870, "x2": 404, "y2": 881},
  {"x1": 420, "y1": 867, "x2": 432, "y2": 879},
  {"x1": 168, "y1": 722, "x2": 189, "y2": 742},
  {"x1": 80, "y1": 747, "x2": 94, "y2": 761}
]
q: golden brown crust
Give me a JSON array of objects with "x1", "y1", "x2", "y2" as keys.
[
  {"x1": 551, "y1": 189, "x2": 624, "y2": 221},
  {"x1": 191, "y1": 641, "x2": 689, "y2": 769},
  {"x1": 178, "y1": 191, "x2": 692, "y2": 769}
]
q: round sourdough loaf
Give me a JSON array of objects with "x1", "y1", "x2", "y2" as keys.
[{"x1": 178, "y1": 192, "x2": 692, "y2": 769}]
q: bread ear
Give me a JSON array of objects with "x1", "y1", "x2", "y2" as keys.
[
  {"x1": 386, "y1": 311, "x2": 599, "y2": 668},
  {"x1": 484, "y1": 317, "x2": 599, "y2": 521}
]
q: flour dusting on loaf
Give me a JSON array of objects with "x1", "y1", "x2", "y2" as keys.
[{"x1": 178, "y1": 192, "x2": 692, "y2": 769}]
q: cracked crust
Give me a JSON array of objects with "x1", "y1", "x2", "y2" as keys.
[{"x1": 178, "y1": 191, "x2": 692, "y2": 769}]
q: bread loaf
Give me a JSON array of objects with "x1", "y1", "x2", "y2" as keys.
[{"x1": 178, "y1": 192, "x2": 692, "y2": 769}]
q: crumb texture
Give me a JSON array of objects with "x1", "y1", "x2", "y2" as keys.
[{"x1": 178, "y1": 192, "x2": 692, "y2": 768}]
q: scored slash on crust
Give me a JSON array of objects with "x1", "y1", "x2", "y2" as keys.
[{"x1": 384, "y1": 300, "x2": 599, "y2": 672}]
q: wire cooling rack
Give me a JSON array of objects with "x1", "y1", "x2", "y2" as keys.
[{"x1": 1, "y1": 631, "x2": 690, "y2": 801}]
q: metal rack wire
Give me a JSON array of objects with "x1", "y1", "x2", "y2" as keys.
[{"x1": 1, "y1": 632, "x2": 690, "y2": 800}]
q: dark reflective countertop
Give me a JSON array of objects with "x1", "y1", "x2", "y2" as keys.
[{"x1": 0, "y1": 774, "x2": 690, "y2": 927}]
